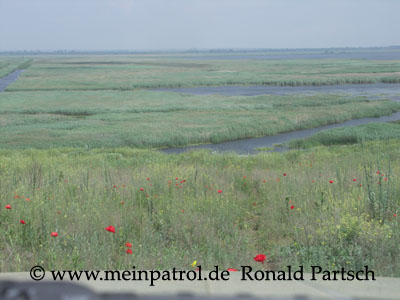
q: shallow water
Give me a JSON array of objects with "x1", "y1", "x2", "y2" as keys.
[
  {"x1": 1, "y1": 69, "x2": 399, "y2": 155},
  {"x1": 154, "y1": 83, "x2": 400, "y2": 98},
  {"x1": 161, "y1": 111, "x2": 400, "y2": 155},
  {"x1": 0, "y1": 69, "x2": 24, "y2": 92},
  {"x1": 159, "y1": 84, "x2": 400, "y2": 154}
]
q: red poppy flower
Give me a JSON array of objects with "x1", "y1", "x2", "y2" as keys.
[
  {"x1": 126, "y1": 249, "x2": 133, "y2": 255},
  {"x1": 175, "y1": 177, "x2": 179, "y2": 180},
  {"x1": 276, "y1": 178, "x2": 280, "y2": 182},
  {"x1": 290, "y1": 205, "x2": 295, "y2": 210},
  {"x1": 393, "y1": 214, "x2": 397, "y2": 217},
  {"x1": 5, "y1": 204, "x2": 11, "y2": 209},
  {"x1": 140, "y1": 188, "x2": 144, "y2": 191},
  {"x1": 384, "y1": 178, "x2": 388, "y2": 182},
  {"x1": 120, "y1": 201, "x2": 125, "y2": 205},
  {"x1": 227, "y1": 268, "x2": 238, "y2": 272},
  {"x1": 312, "y1": 180, "x2": 315, "y2": 183},
  {"x1": 217, "y1": 189, "x2": 222, "y2": 193},
  {"x1": 20, "y1": 220, "x2": 26, "y2": 225},
  {"x1": 14, "y1": 195, "x2": 19, "y2": 199},
  {"x1": 181, "y1": 209, "x2": 184, "y2": 213},
  {"x1": 253, "y1": 254, "x2": 267, "y2": 263},
  {"x1": 125, "y1": 242, "x2": 132, "y2": 248},
  {"x1": 283, "y1": 173, "x2": 287, "y2": 176},
  {"x1": 243, "y1": 176, "x2": 247, "y2": 179},
  {"x1": 146, "y1": 178, "x2": 150, "y2": 181},
  {"x1": 263, "y1": 179, "x2": 266, "y2": 183},
  {"x1": 353, "y1": 179, "x2": 357, "y2": 182},
  {"x1": 25, "y1": 197, "x2": 30, "y2": 202},
  {"x1": 105, "y1": 225, "x2": 115, "y2": 233},
  {"x1": 329, "y1": 180, "x2": 334, "y2": 184},
  {"x1": 113, "y1": 185, "x2": 117, "y2": 188},
  {"x1": 376, "y1": 171, "x2": 380, "y2": 174},
  {"x1": 359, "y1": 184, "x2": 362, "y2": 187},
  {"x1": 51, "y1": 232, "x2": 58, "y2": 237}
]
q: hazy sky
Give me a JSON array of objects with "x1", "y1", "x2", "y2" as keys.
[{"x1": 0, "y1": 0, "x2": 399, "y2": 51}]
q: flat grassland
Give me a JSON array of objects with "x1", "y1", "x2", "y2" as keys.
[
  {"x1": 4, "y1": 56, "x2": 400, "y2": 91},
  {"x1": 0, "y1": 53, "x2": 399, "y2": 275},
  {"x1": 0, "y1": 90, "x2": 398, "y2": 149},
  {"x1": 1, "y1": 56, "x2": 400, "y2": 148},
  {"x1": 0, "y1": 57, "x2": 32, "y2": 78}
]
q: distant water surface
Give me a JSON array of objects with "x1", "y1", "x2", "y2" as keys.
[
  {"x1": 158, "y1": 83, "x2": 400, "y2": 154},
  {"x1": 154, "y1": 83, "x2": 400, "y2": 98},
  {"x1": 0, "y1": 69, "x2": 24, "y2": 92},
  {"x1": 166, "y1": 51, "x2": 400, "y2": 60}
]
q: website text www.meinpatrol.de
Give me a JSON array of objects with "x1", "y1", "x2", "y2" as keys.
[{"x1": 29, "y1": 265, "x2": 375, "y2": 286}]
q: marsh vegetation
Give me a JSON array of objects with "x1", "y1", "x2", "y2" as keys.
[
  {"x1": 0, "y1": 52, "x2": 399, "y2": 275},
  {"x1": 0, "y1": 143, "x2": 399, "y2": 275}
]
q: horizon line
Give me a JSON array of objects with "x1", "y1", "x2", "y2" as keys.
[{"x1": 1, "y1": 45, "x2": 400, "y2": 54}]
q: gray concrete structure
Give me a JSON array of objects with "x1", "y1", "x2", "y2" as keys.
[{"x1": 1, "y1": 272, "x2": 399, "y2": 299}]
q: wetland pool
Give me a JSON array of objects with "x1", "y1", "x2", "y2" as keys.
[{"x1": 157, "y1": 84, "x2": 400, "y2": 154}]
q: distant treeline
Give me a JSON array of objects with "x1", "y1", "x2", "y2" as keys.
[{"x1": 1, "y1": 46, "x2": 400, "y2": 56}]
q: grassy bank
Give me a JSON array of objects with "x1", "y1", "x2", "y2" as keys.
[
  {"x1": 289, "y1": 122, "x2": 400, "y2": 148},
  {"x1": 0, "y1": 141, "x2": 399, "y2": 274},
  {"x1": 0, "y1": 90, "x2": 399, "y2": 149},
  {"x1": 4, "y1": 56, "x2": 400, "y2": 91},
  {"x1": 0, "y1": 58, "x2": 32, "y2": 78}
]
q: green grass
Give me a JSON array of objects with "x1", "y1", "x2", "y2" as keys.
[
  {"x1": 0, "y1": 91, "x2": 398, "y2": 149},
  {"x1": 1, "y1": 54, "x2": 400, "y2": 277},
  {"x1": 255, "y1": 147, "x2": 275, "y2": 152},
  {"x1": 0, "y1": 140, "x2": 399, "y2": 274},
  {"x1": 289, "y1": 122, "x2": 400, "y2": 148},
  {"x1": 3, "y1": 56, "x2": 400, "y2": 91},
  {"x1": 0, "y1": 57, "x2": 32, "y2": 78}
]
